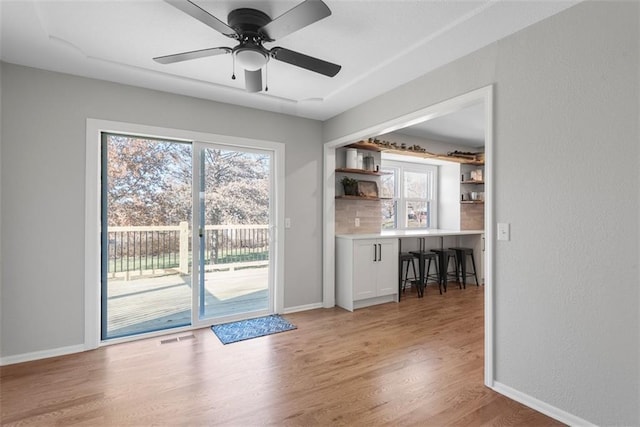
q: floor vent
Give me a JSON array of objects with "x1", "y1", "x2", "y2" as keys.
[{"x1": 160, "y1": 334, "x2": 195, "y2": 345}]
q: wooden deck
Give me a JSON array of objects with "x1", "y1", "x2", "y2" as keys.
[{"x1": 107, "y1": 267, "x2": 269, "y2": 337}]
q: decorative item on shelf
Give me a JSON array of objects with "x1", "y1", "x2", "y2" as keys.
[
  {"x1": 357, "y1": 180, "x2": 378, "y2": 198},
  {"x1": 466, "y1": 191, "x2": 484, "y2": 201},
  {"x1": 363, "y1": 153, "x2": 375, "y2": 171},
  {"x1": 341, "y1": 176, "x2": 359, "y2": 196},
  {"x1": 345, "y1": 148, "x2": 358, "y2": 169},
  {"x1": 447, "y1": 150, "x2": 484, "y2": 163},
  {"x1": 470, "y1": 169, "x2": 483, "y2": 181},
  {"x1": 357, "y1": 152, "x2": 364, "y2": 169}
]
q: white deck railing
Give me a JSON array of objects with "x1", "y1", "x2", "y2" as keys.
[{"x1": 107, "y1": 222, "x2": 269, "y2": 279}]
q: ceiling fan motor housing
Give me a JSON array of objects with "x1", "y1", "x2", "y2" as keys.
[
  {"x1": 228, "y1": 8, "x2": 272, "y2": 41},
  {"x1": 228, "y1": 8, "x2": 272, "y2": 70}
]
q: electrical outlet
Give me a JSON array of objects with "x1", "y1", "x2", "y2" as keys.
[
  {"x1": 355, "y1": 218, "x2": 360, "y2": 227},
  {"x1": 285, "y1": 218, "x2": 291, "y2": 229}
]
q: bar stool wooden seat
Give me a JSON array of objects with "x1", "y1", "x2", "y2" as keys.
[
  {"x1": 449, "y1": 247, "x2": 480, "y2": 288},
  {"x1": 430, "y1": 249, "x2": 461, "y2": 292},
  {"x1": 409, "y1": 251, "x2": 440, "y2": 296},
  {"x1": 398, "y1": 252, "x2": 417, "y2": 299}
]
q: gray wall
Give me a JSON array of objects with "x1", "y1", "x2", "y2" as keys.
[
  {"x1": 1, "y1": 1, "x2": 639, "y2": 425},
  {"x1": 0, "y1": 63, "x2": 323, "y2": 356},
  {"x1": 326, "y1": 1, "x2": 639, "y2": 425}
]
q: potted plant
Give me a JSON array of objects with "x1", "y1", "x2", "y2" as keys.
[{"x1": 341, "y1": 176, "x2": 358, "y2": 196}]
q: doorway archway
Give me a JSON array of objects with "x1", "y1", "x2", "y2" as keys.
[{"x1": 322, "y1": 85, "x2": 495, "y2": 386}]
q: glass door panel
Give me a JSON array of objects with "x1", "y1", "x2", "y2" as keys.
[
  {"x1": 197, "y1": 145, "x2": 272, "y2": 321},
  {"x1": 101, "y1": 133, "x2": 193, "y2": 339}
]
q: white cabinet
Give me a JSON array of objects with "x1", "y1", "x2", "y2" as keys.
[{"x1": 336, "y1": 237, "x2": 398, "y2": 311}]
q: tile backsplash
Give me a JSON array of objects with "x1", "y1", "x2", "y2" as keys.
[
  {"x1": 461, "y1": 203, "x2": 484, "y2": 230},
  {"x1": 335, "y1": 199, "x2": 382, "y2": 234}
]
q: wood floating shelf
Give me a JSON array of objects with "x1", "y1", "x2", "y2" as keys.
[
  {"x1": 460, "y1": 200, "x2": 485, "y2": 204},
  {"x1": 335, "y1": 168, "x2": 390, "y2": 176},
  {"x1": 346, "y1": 141, "x2": 484, "y2": 165},
  {"x1": 336, "y1": 195, "x2": 390, "y2": 201},
  {"x1": 461, "y1": 180, "x2": 484, "y2": 184},
  {"x1": 345, "y1": 141, "x2": 386, "y2": 152}
]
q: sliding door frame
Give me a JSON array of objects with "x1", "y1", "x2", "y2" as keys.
[
  {"x1": 85, "y1": 119, "x2": 285, "y2": 348},
  {"x1": 192, "y1": 141, "x2": 275, "y2": 326}
]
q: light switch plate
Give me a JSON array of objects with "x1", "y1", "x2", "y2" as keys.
[
  {"x1": 497, "y1": 223, "x2": 510, "y2": 241},
  {"x1": 285, "y1": 218, "x2": 291, "y2": 229}
]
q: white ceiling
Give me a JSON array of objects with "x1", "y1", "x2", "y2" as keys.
[
  {"x1": 397, "y1": 102, "x2": 486, "y2": 148},
  {"x1": 1, "y1": 0, "x2": 579, "y2": 125}
]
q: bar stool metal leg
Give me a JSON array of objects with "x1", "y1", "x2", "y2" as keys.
[
  {"x1": 469, "y1": 252, "x2": 479, "y2": 286},
  {"x1": 425, "y1": 255, "x2": 442, "y2": 294},
  {"x1": 449, "y1": 247, "x2": 479, "y2": 288}
]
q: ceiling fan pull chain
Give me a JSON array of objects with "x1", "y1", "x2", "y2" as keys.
[
  {"x1": 265, "y1": 63, "x2": 269, "y2": 92},
  {"x1": 231, "y1": 55, "x2": 236, "y2": 80}
]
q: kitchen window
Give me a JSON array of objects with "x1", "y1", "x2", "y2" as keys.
[{"x1": 380, "y1": 161, "x2": 438, "y2": 230}]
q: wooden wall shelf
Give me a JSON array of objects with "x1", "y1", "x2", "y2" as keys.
[
  {"x1": 335, "y1": 168, "x2": 389, "y2": 176},
  {"x1": 336, "y1": 195, "x2": 390, "y2": 201},
  {"x1": 345, "y1": 141, "x2": 386, "y2": 152},
  {"x1": 346, "y1": 141, "x2": 484, "y2": 165}
]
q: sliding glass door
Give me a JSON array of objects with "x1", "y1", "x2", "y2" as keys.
[
  {"x1": 195, "y1": 144, "x2": 273, "y2": 322},
  {"x1": 101, "y1": 134, "x2": 193, "y2": 339},
  {"x1": 101, "y1": 134, "x2": 275, "y2": 340}
]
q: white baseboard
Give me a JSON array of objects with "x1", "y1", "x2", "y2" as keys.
[
  {"x1": 492, "y1": 381, "x2": 595, "y2": 427},
  {"x1": 1, "y1": 304, "x2": 324, "y2": 365},
  {"x1": 0, "y1": 344, "x2": 88, "y2": 366},
  {"x1": 283, "y1": 302, "x2": 324, "y2": 314}
]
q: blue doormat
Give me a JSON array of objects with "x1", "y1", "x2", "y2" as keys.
[{"x1": 211, "y1": 314, "x2": 296, "y2": 344}]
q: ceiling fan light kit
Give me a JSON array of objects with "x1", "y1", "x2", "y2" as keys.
[
  {"x1": 234, "y1": 48, "x2": 268, "y2": 71},
  {"x1": 154, "y1": 0, "x2": 341, "y2": 93}
]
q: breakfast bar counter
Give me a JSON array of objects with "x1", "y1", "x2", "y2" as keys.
[
  {"x1": 336, "y1": 229, "x2": 484, "y2": 240},
  {"x1": 335, "y1": 229, "x2": 484, "y2": 311}
]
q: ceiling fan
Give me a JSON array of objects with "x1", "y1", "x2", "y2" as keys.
[{"x1": 154, "y1": 0, "x2": 342, "y2": 93}]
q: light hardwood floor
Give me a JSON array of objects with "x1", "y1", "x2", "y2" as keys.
[{"x1": 1, "y1": 284, "x2": 563, "y2": 426}]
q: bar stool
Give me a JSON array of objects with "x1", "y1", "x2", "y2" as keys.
[
  {"x1": 409, "y1": 251, "x2": 440, "y2": 296},
  {"x1": 449, "y1": 247, "x2": 480, "y2": 288},
  {"x1": 430, "y1": 249, "x2": 461, "y2": 292},
  {"x1": 398, "y1": 252, "x2": 417, "y2": 299}
]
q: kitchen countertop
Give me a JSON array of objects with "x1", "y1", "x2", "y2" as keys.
[{"x1": 336, "y1": 229, "x2": 484, "y2": 240}]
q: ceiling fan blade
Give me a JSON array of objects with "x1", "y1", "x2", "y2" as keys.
[
  {"x1": 259, "y1": 0, "x2": 331, "y2": 41},
  {"x1": 154, "y1": 47, "x2": 232, "y2": 64},
  {"x1": 245, "y1": 69, "x2": 263, "y2": 92},
  {"x1": 165, "y1": 0, "x2": 237, "y2": 38},
  {"x1": 270, "y1": 47, "x2": 341, "y2": 77}
]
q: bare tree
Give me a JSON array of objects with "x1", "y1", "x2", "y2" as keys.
[
  {"x1": 105, "y1": 135, "x2": 270, "y2": 227},
  {"x1": 202, "y1": 148, "x2": 270, "y2": 226}
]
